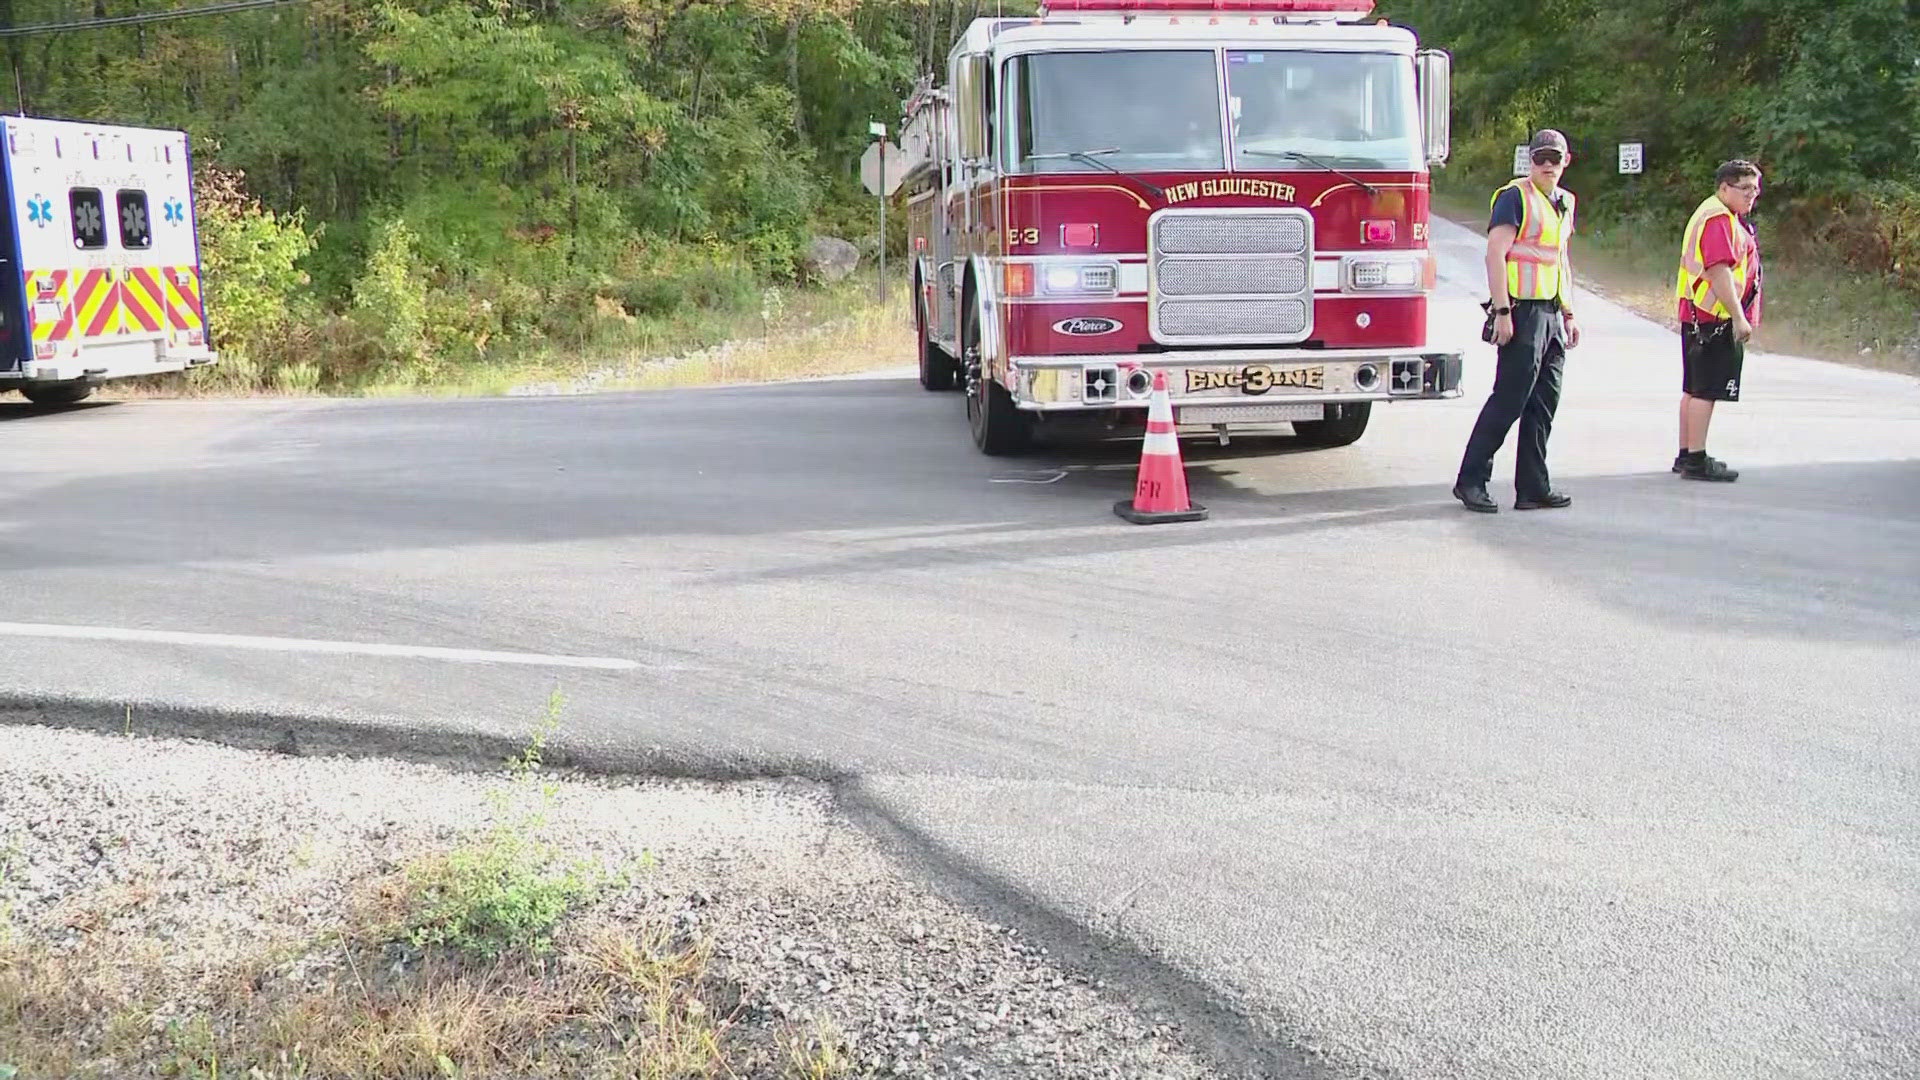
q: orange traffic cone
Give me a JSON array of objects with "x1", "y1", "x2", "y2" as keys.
[{"x1": 1114, "y1": 370, "x2": 1208, "y2": 524}]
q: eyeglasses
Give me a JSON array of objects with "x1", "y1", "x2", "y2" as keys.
[
  {"x1": 1729, "y1": 183, "x2": 1760, "y2": 195},
  {"x1": 1531, "y1": 150, "x2": 1564, "y2": 166}
]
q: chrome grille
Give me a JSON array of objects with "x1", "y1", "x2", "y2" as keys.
[
  {"x1": 1149, "y1": 209, "x2": 1315, "y2": 344},
  {"x1": 1154, "y1": 214, "x2": 1307, "y2": 255},
  {"x1": 1156, "y1": 258, "x2": 1308, "y2": 297},
  {"x1": 1157, "y1": 298, "x2": 1310, "y2": 338}
]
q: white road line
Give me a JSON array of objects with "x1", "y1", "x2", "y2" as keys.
[
  {"x1": 0, "y1": 621, "x2": 638, "y2": 670},
  {"x1": 988, "y1": 470, "x2": 1068, "y2": 484}
]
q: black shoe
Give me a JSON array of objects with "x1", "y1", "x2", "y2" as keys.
[
  {"x1": 1672, "y1": 452, "x2": 1687, "y2": 474},
  {"x1": 1453, "y1": 482, "x2": 1498, "y2": 513},
  {"x1": 1515, "y1": 491, "x2": 1573, "y2": 510},
  {"x1": 1680, "y1": 452, "x2": 1739, "y2": 482}
]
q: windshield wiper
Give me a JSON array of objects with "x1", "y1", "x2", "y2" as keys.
[
  {"x1": 1240, "y1": 149, "x2": 1379, "y2": 197},
  {"x1": 1027, "y1": 148, "x2": 1166, "y2": 200}
]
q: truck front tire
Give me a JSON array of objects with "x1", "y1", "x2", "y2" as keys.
[
  {"x1": 1292, "y1": 402, "x2": 1371, "y2": 447},
  {"x1": 962, "y1": 295, "x2": 1030, "y2": 456},
  {"x1": 19, "y1": 380, "x2": 95, "y2": 406},
  {"x1": 917, "y1": 291, "x2": 957, "y2": 392}
]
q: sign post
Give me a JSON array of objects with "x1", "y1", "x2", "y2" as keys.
[
  {"x1": 1618, "y1": 140, "x2": 1644, "y2": 214},
  {"x1": 870, "y1": 120, "x2": 888, "y2": 300}
]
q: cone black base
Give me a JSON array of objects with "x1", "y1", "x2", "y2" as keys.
[{"x1": 1114, "y1": 499, "x2": 1208, "y2": 524}]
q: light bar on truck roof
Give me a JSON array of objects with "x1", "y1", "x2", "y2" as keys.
[{"x1": 1039, "y1": 0, "x2": 1375, "y2": 16}]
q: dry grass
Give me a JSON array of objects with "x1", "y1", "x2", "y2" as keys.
[
  {"x1": 99, "y1": 281, "x2": 912, "y2": 403},
  {"x1": 594, "y1": 296, "x2": 911, "y2": 393},
  {"x1": 1433, "y1": 192, "x2": 1920, "y2": 375},
  {"x1": 0, "y1": 883, "x2": 852, "y2": 1080},
  {"x1": 0, "y1": 714, "x2": 853, "y2": 1080},
  {"x1": 352, "y1": 284, "x2": 913, "y2": 399}
]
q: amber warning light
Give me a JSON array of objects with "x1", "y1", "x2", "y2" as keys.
[{"x1": 1040, "y1": 0, "x2": 1374, "y2": 13}]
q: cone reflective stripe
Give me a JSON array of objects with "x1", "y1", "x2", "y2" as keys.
[{"x1": 1114, "y1": 370, "x2": 1208, "y2": 524}]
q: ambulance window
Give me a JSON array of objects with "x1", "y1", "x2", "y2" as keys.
[
  {"x1": 117, "y1": 190, "x2": 153, "y2": 250},
  {"x1": 69, "y1": 188, "x2": 108, "y2": 250}
]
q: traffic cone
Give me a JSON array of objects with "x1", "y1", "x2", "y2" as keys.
[{"x1": 1114, "y1": 370, "x2": 1208, "y2": 524}]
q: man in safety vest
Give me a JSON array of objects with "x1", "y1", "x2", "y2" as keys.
[
  {"x1": 1454, "y1": 128, "x2": 1581, "y2": 514},
  {"x1": 1672, "y1": 159, "x2": 1763, "y2": 482}
]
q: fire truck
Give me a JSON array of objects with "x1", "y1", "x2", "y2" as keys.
[{"x1": 899, "y1": 0, "x2": 1457, "y2": 454}]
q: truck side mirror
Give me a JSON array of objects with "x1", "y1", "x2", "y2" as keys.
[
  {"x1": 956, "y1": 53, "x2": 991, "y2": 163},
  {"x1": 1415, "y1": 49, "x2": 1451, "y2": 167}
]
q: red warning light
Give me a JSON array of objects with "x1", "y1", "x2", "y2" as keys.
[{"x1": 1041, "y1": 0, "x2": 1372, "y2": 12}]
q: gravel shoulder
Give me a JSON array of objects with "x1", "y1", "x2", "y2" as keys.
[{"x1": 0, "y1": 723, "x2": 1228, "y2": 1079}]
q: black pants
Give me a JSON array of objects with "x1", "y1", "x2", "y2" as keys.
[{"x1": 1457, "y1": 301, "x2": 1566, "y2": 498}]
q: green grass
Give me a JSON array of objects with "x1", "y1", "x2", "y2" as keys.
[{"x1": 1434, "y1": 189, "x2": 1920, "y2": 375}]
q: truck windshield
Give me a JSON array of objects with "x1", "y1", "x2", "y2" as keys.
[
  {"x1": 1006, "y1": 50, "x2": 1224, "y2": 173},
  {"x1": 1225, "y1": 50, "x2": 1420, "y2": 171}
]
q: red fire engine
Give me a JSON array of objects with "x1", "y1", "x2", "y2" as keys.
[{"x1": 899, "y1": 0, "x2": 1457, "y2": 455}]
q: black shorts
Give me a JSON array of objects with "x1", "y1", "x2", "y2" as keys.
[{"x1": 1682, "y1": 320, "x2": 1744, "y2": 401}]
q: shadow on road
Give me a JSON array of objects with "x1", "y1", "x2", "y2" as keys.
[
  {"x1": 0, "y1": 399, "x2": 120, "y2": 421},
  {"x1": 4, "y1": 377, "x2": 1914, "y2": 644}
]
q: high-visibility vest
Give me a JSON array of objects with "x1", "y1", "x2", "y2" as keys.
[
  {"x1": 1492, "y1": 179, "x2": 1573, "y2": 301},
  {"x1": 1674, "y1": 195, "x2": 1753, "y2": 319}
]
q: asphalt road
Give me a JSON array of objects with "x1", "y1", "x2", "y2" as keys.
[{"x1": 3, "y1": 218, "x2": 1916, "y2": 1079}]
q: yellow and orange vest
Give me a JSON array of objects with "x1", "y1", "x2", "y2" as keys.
[
  {"x1": 1491, "y1": 178, "x2": 1574, "y2": 302},
  {"x1": 1675, "y1": 195, "x2": 1755, "y2": 319}
]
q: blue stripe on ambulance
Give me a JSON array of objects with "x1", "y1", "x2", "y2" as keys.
[{"x1": 0, "y1": 118, "x2": 27, "y2": 373}]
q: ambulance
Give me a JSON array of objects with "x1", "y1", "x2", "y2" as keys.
[{"x1": 0, "y1": 115, "x2": 215, "y2": 405}]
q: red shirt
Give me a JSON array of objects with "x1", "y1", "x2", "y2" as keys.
[{"x1": 1679, "y1": 211, "x2": 1762, "y2": 325}]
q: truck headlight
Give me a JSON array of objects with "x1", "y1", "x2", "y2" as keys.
[
  {"x1": 1040, "y1": 263, "x2": 1117, "y2": 295},
  {"x1": 1345, "y1": 256, "x2": 1425, "y2": 291}
]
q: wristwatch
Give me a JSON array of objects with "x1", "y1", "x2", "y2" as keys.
[{"x1": 1492, "y1": 305, "x2": 1512, "y2": 316}]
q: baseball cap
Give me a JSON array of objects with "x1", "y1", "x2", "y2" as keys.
[{"x1": 1529, "y1": 129, "x2": 1570, "y2": 156}]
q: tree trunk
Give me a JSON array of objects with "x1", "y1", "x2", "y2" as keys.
[
  {"x1": 567, "y1": 124, "x2": 580, "y2": 268},
  {"x1": 788, "y1": 18, "x2": 806, "y2": 144},
  {"x1": 0, "y1": 0, "x2": 22, "y2": 115},
  {"x1": 923, "y1": 0, "x2": 937, "y2": 77}
]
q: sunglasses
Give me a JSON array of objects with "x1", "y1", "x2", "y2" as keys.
[{"x1": 1531, "y1": 150, "x2": 1565, "y2": 165}]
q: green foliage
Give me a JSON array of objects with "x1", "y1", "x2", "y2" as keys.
[
  {"x1": 618, "y1": 240, "x2": 762, "y2": 316},
  {"x1": 1385, "y1": 0, "x2": 1920, "y2": 290},
  {"x1": 351, "y1": 217, "x2": 431, "y2": 366},
  {"x1": 4, "y1": 0, "x2": 971, "y2": 389},
  {"x1": 398, "y1": 690, "x2": 606, "y2": 961},
  {"x1": 399, "y1": 825, "x2": 599, "y2": 961},
  {"x1": 191, "y1": 166, "x2": 317, "y2": 364}
]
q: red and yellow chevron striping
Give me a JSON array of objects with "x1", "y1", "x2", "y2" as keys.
[
  {"x1": 164, "y1": 265, "x2": 205, "y2": 334},
  {"x1": 24, "y1": 269, "x2": 75, "y2": 348},
  {"x1": 121, "y1": 266, "x2": 166, "y2": 334},
  {"x1": 72, "y1": 268, "x2": 124, "y2": 339},
  {"x1": 22, "y1": 265, "x2": 206, "y2": 355}
]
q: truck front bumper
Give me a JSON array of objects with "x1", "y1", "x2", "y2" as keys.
[{"x1": 1009, "y1": 347, "x2": 1463, "y2": 420}]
